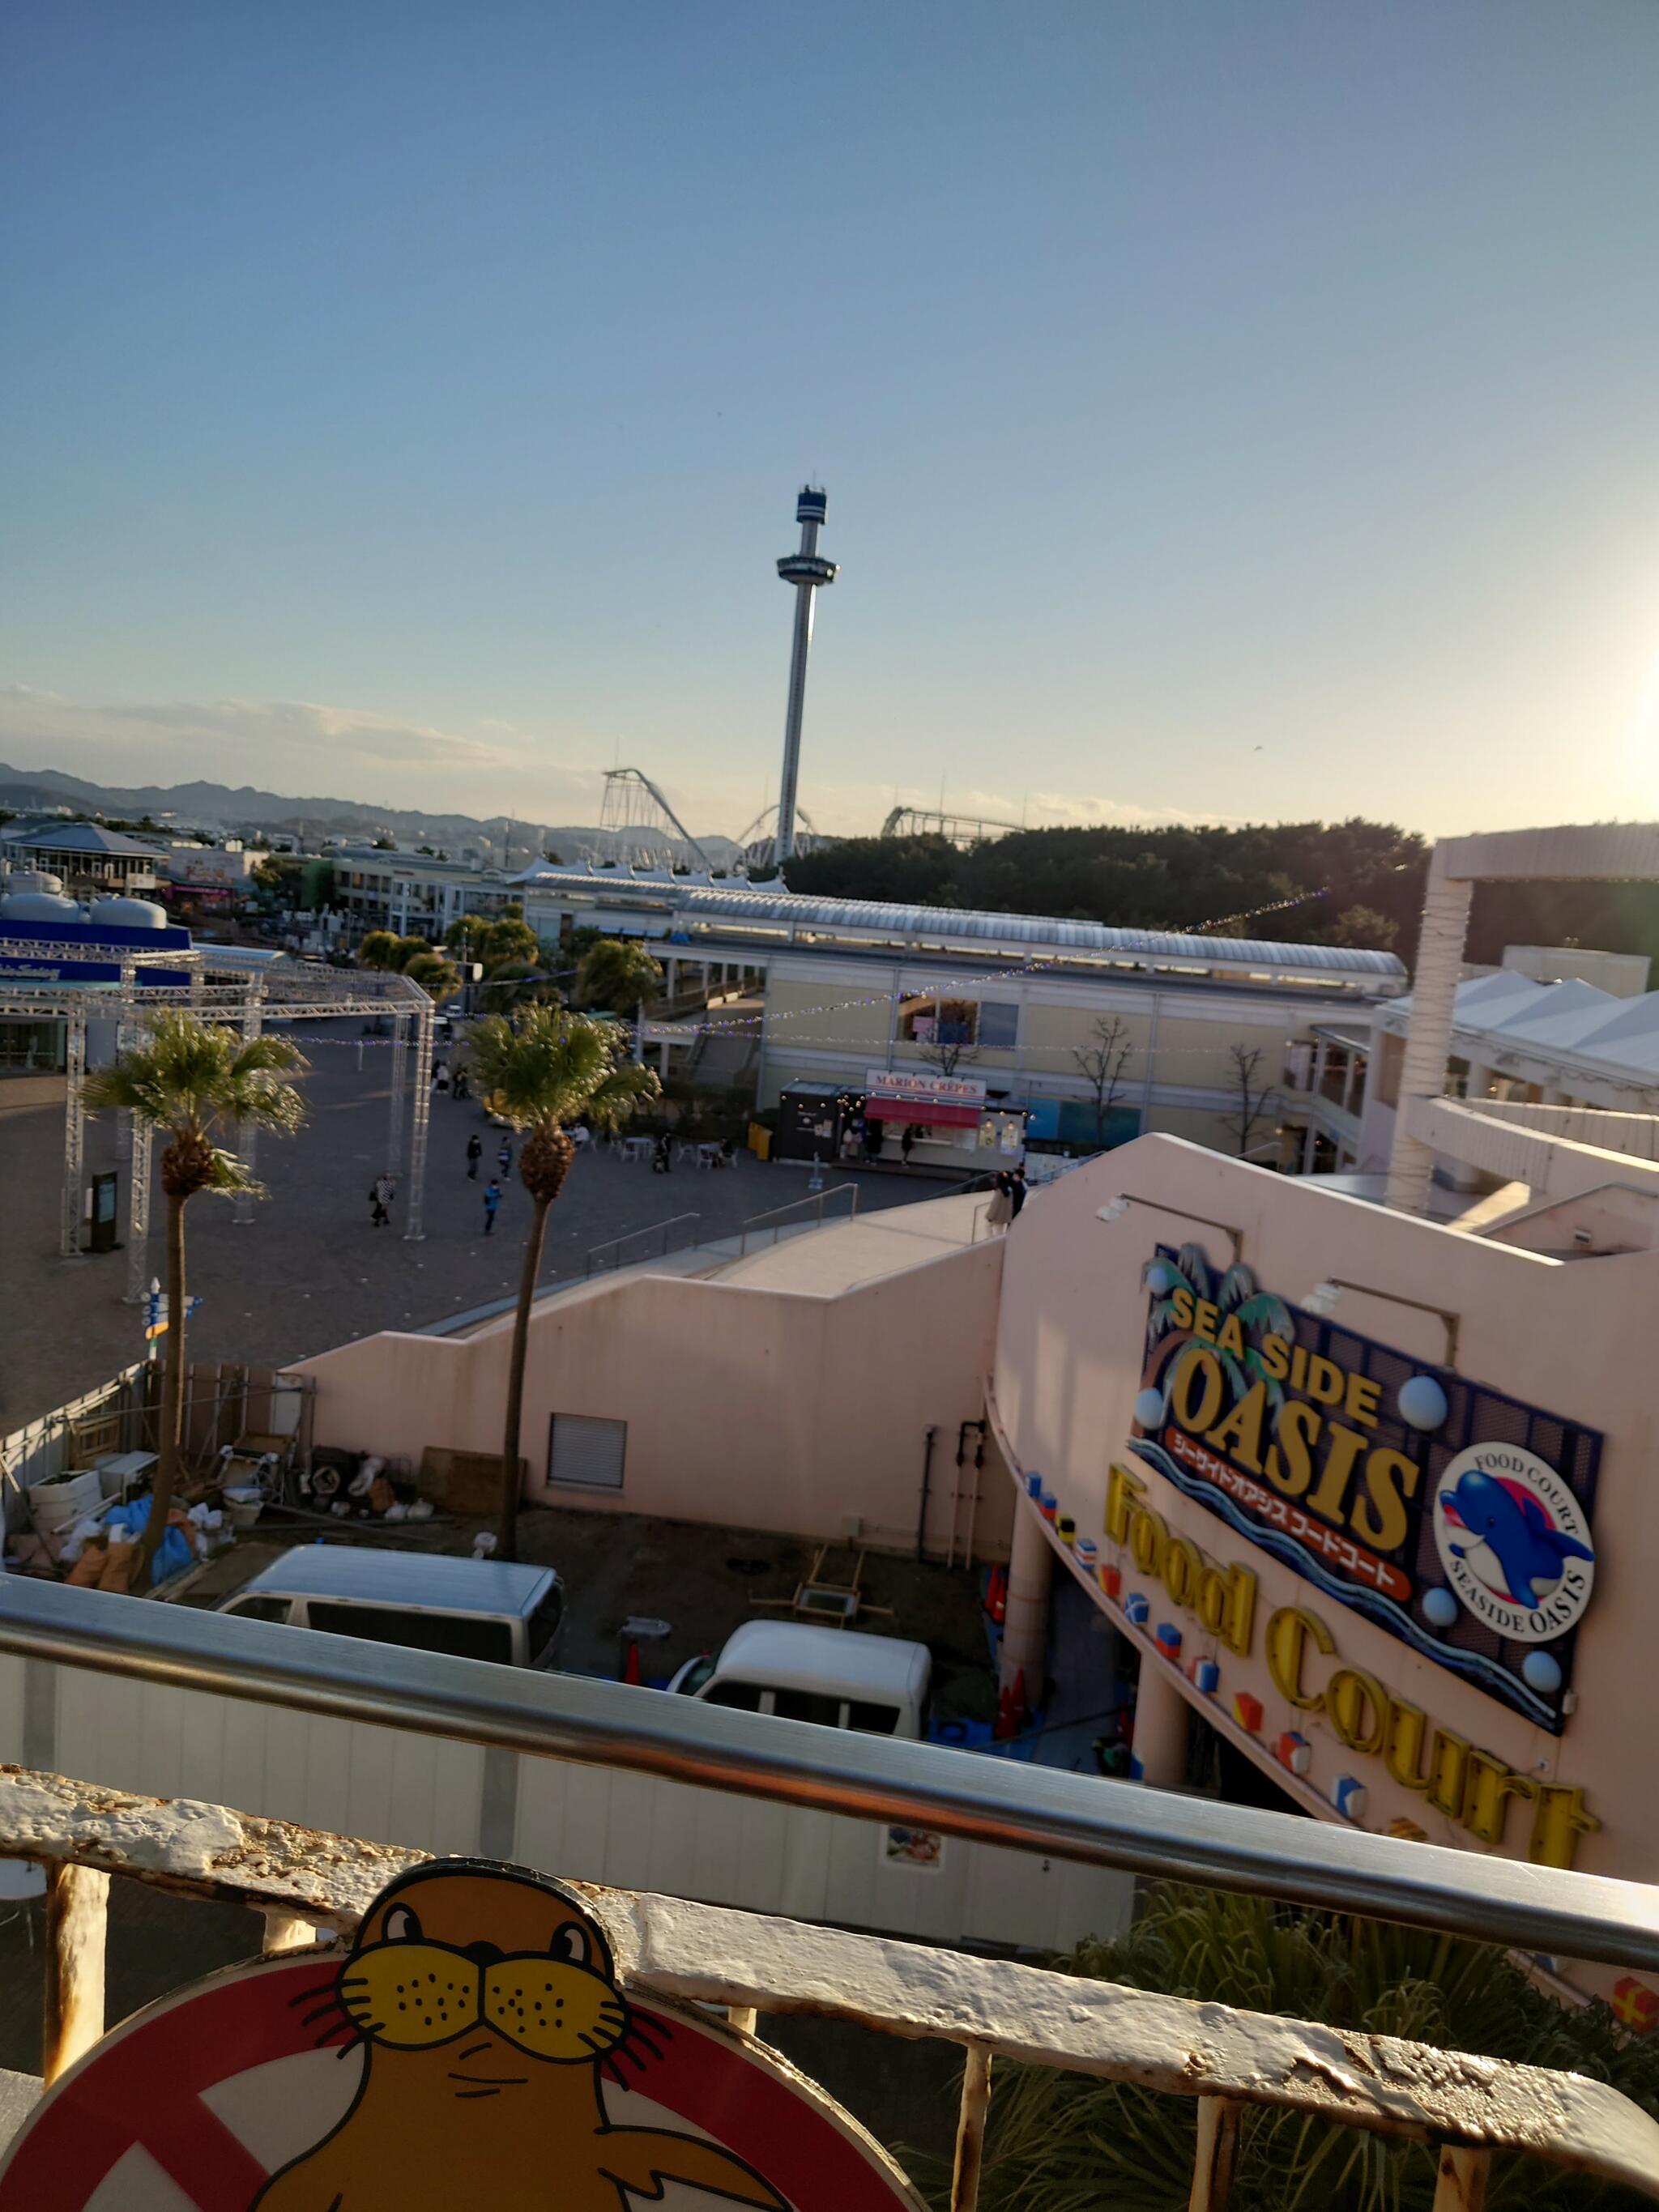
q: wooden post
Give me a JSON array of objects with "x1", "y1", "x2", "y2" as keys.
[
  {"x1": 1188, "y1": 2096, "x2": 1242, "y2": 2211},
  {"x1": 1432, "y1": 2146, "x2": 1491, "y2": 2211},
  {"x1": 42, "y1": 1862, "x2": 109, "y2": 2084},
  {"x1": 949, "y1": 2042, "x2": 993, "y2": 2212},
  {"x1": 261, "y1": 1910, "x2": 322, "y2": 1954},
  {"x1": 726, "y1": 2005, "x2": 758, "y2": 2036}
]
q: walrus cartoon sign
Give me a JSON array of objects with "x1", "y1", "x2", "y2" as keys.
[{"x1": 0, "y1": 1860, "x2": 927, "y2": 2212}]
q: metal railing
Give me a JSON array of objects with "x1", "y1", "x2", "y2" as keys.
[
  {"x1": 737, "y1": 1180, "x2": 858, "y2": 1255},
  {"x1": 2, "y1": 1579, "x2": 1656, "y2": 1970},
  {"x1": 582, "y1": 1210, "x2": 702, "y2": 1276},
  {"x1": 2, "y1": 1583, "x2": 1659, "y2": 2207}
]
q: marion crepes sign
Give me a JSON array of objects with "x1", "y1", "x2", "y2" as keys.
[{"x1": 1130, "y1": 1247, "x2": 1601, "y2": 1734}]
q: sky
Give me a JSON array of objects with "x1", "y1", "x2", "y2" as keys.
[{"x1": 4, "y1": 1, "x2": 1659, "y2": 842}]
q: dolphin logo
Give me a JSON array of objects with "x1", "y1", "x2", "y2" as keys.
[{"x1": 1440, "y1": 1468, "x2": 1593, "y2": 1609}]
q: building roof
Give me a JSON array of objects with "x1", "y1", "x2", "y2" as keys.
[
  {"x1": 1386, "y1": 971, "x2": 1659, "y2": 1086},
  {"x1": 710, "y1": 1620, "x2": 931, "y2": 1700},
  {"x1": 8, "y1": 822, "x2": 163, "y2": 859},
  {"x1": 519, "y1": 867, "x2": 1407, "y2": 987},
  {"x1": 240, "y1": 1545, "x2": 557, "y2": 1616}
]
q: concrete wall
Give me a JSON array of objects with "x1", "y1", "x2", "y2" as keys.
[
  {"x1": 289, "y1": 1240, "x2": 1013, "y2": 1561},
  {"x1": 991, "y1": 1134, "x2": 1659, "y2": 1930}
]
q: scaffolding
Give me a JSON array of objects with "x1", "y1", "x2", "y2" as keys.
[{"x1": 0, "y1": 942, "x2": 437, "y2": 1271}]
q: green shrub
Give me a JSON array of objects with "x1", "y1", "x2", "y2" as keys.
[{"x1": 940, "y1": 1886, "x2": 1659, "y2": 2212}]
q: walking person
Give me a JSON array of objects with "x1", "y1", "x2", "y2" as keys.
[
  {"x1": 497, "y1": 1136, "x2": 513, "y2": 1177},
  {"x1": 900, "y1": 1123, "x2": 919, "y2": 1168},
  {"x1": 466, "y1": 1133, "x2": 482, "y2": 1179},
  {"x1": 984, "y1": 1170, "x2": 1013, "y2": 1234},
  {"x1": 369, "y1": 1172, "x2": 394, "y2": 1229},
  {"x1": 652, "y1": 1132, "x2": 672, "y2": 1174},
  {"x1": 482, "y1": 1178, "x2": 502, "y2": 1235},
  {"x1": 1009, "y1": 1166, "x2": 1029, "y2": 1218}
]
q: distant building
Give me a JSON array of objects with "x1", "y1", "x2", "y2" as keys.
[
  {"x1": 515, "y1": 863, "x2": 1408, "y2": 1168},
  {"x1": 162, "y1": 843, "x2": 258, "y2": 890},
  {"x1": 0, "y1": 822, "x2": 160, "y2": 893},
  {"x1": 330, "y1": 848, "x2": 516, "y2": 940},
  {"x1": 1282, "y1": 945, "x2": 1659, "y2": 1190}
]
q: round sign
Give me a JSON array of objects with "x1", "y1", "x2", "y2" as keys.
[
  {"x1": 1431, "y1": 1441, "x2": 1595, "y2": 1643},
  {"x1": 0, "y1": 1861, "x2": 924, "y2": 2212}
]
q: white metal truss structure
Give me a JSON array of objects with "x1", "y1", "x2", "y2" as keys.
[
  {"x1": 878, "y1": 805, "x2": 1024, "y2": 849},
  {"x1": 595, "y1": 767, "x2": 715, "y2": 873},
  {"x1": 0, "y1": 944, "x2": 437, "y2": 1270},
  {"x1": 736, "y1": 802, "x2": 826, "y2": 874}
]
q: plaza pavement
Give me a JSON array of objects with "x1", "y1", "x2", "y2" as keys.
[{"x1": 0, "y1": 1023, "x2": 929, "y2": 1429}]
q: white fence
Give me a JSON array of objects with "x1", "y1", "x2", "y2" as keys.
[{"x1": 0, "y1": 1642, "x2": 1132, "y2": 1954}]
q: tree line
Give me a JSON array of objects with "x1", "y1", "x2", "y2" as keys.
[{"x1": 784, "y1": 820, "x2": 1659, "y2": 974}]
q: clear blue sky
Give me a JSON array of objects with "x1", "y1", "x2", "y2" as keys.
[{"x1": 3, "y1": 1, "x2": 1657, "y2": 840}]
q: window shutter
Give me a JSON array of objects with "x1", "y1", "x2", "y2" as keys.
[{"x1": 547, "y1": 1413, "x2": 626, "y2": 1491}]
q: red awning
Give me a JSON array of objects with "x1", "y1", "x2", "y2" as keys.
[{"x1": 864, "y1": 1096, "x2": 983, "y2": 1128}]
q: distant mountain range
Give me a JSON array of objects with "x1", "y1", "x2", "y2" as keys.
[{"x1": 0, "y1": 764, "x2": 742, "y2": 870}]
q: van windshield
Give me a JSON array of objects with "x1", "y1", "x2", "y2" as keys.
[{"x1": 305, "y1": 1600, "x2": 514, "y2": 1667}]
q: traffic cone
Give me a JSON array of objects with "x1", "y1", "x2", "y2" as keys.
[
  {"x1": 993, "y1": 1684, "x2": 1016, "y2": 1741},
  {"x1": 990, "y1": 1566, "x2": 1008, "y2": 1626},
  {"x1": 623, "y1": 1641, "x2": 642, "y2": 1686},
  {"x1": 1012, "y1": 1669, "x2": 1030, "y2": 1727}
]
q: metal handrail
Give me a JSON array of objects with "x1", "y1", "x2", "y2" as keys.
[
  {"x1": 582, "y1": 1211, "x2": 702, "y2": 1277},
  {"x1": 2, "y1": 1576, "x2": 1657, "y2": 1971},
  {"x1": 738, "y1": 1180, "x2": 858, "y2": 1255}
]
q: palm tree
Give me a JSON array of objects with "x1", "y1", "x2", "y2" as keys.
[
  {"x1": 402, "y1": 950, "x2": 462, "y2": 1003},
  {"x1": 467, "y1": 1007, "x2": 659, "y2": 1558},
  {"x1": 83, "y1": 1012, "x2": 307, "y2": 1585},
  {"x1": 357, "y1": 930, "x2": 403, "y2": 970},
  {"x1": 576, "y1": 937, "x2": 664, "y2": 1014}
]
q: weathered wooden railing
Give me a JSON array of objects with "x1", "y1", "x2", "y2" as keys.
[
  {"x1": 6, "y1": 1767, "x2": 1659, "y2": 2208},
  {"x1": 3, "y1": 1579, "x2": 1659, "y2": 2206}
]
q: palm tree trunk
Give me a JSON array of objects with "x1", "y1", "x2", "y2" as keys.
[
  {"x1": 142, "y1": 1192, "x2": 187, "y2": 1587},
  {"x1": 497, "y1": 1191, "x2": 552, "y2": 1562}
]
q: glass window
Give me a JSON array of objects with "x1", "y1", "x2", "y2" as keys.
[
  {"x1": 305, "y1": 1600, "x2": 514, "y2": 1666},
  {"x1": 898, "y1": 994, "x2": 979, "y2": 1046},
  {"x1": 527, "y1": 1583, "x2": 564, "y2": 1664},
  {"x1": 225, "y1": 1595, "x2": 290, "y2": 1625},
  {"x1": 703, "y1": 1679, "x2": 765, "y2": 1711},
  {"x1": 978, "y1": 1001, "x2": 1018, "y2": 1049},
  {"x1": 676, "y1": 1653, "x2": 718, "y2": 1698},
  {"x1": 770, "y1": 1688, "x2": 846, "y2": 1728},
  {"x1": 847, "y1": 1700, "x2": 902, "y2": 1735}
]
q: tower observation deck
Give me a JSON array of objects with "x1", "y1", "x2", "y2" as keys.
[{"x1": 773, "y1": 485, "x2": 837, "y2": 870}]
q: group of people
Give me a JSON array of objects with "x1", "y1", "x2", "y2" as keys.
[
  {"x1": 463, "y1": 1130, "x2": 516, "y2": 1234},
  {"x1": 651, "y1": 1133, "x2": 735, "y2": 1173},
  {"x1": 430, "y1": 1058, "x2": 471, "y2": 1101},
  {"x1": 982, "y1": 1166, "x2": 1028, "y2": 1233}
]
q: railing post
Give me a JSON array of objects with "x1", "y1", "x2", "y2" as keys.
[
  {"x1": 1188, "y1": 2095, "x2": 1241, "y2": 2211},
  {"x1": 43, "y1": 1860, "x2": 108, "y2": 2082},
  {"x1": 262, "y1": 1908, "x2": 322, "y2": 1953},
  {"x1": 949, "y1": 2041, "x2": 992, "y2": 2212},
  {"x1": 1432, "y1": 2146, "x2": 1491, "y2": 2210}
]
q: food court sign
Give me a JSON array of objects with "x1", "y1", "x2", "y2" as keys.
[{"x1": 1129, "y1": 1247, "x2": 1601, "y2": 1734}]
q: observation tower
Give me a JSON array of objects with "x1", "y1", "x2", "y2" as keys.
[{"x1": 773, "y1": 486, "x2": 837, "y2": 869}]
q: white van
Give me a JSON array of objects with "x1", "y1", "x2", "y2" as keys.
[
  {"x1": 666, "y1": 1621, "x2": 932, "y2": 1739},
  {"x1": 217, "y1": 1546, "x2": 565, "y2": 1670}
]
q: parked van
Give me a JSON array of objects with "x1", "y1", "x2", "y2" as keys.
[
  {"x1": 666, "y1": 1621, "x2": 931, "y2": 1738},
  {"x1": 217, "y1": 1546, "x2": 565, "y2": 1669}
]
